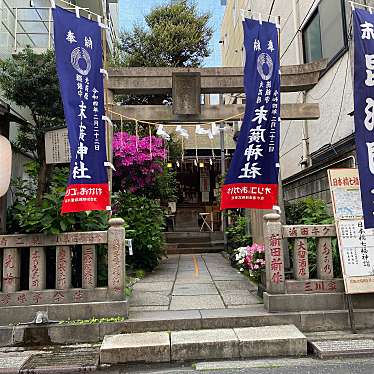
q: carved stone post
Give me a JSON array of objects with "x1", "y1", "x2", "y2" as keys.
[
  {"x1": 56, "y1": 246, "x2": 72, "y2": 289},
  {"x1": 2, "y1": 248, "x2": 20, "y2": 292},
  {"x1": 264, "y1": 213, "x2": 285, "y2": 294},
  {"x1": 293, "y1": 238, "x2": 309, "y2": 280},
  {"x1": 317, "y1": 237, "x2": 334, "y2": 280},
  {"x1": 82, "y1": 245, "x2": 97, "y2": 289},
  {"x1": 108, "y1": 218, "x2": 125, "y2": 299},
  {"x1": 29, "y1": 247, "x2": 46, "y2": 291}
]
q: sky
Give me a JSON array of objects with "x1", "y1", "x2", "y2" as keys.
[{"x1": 119, "y1": 0, "x2": 226, "y2": 67}]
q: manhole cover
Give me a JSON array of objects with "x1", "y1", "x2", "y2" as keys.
[
  {"x1": 20, "y1": 352, "x2": 98, "y2": 372},
  {"x1": 311, "y1": 339, "x2": 374, "y2": 359}
]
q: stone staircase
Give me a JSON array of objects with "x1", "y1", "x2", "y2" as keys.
[
  {"x1": 165, "y1": 231, "x2": 224, "y2": 254},
  {"x1": 100, "y1": 324, "x2": 307, "y2": 364}
]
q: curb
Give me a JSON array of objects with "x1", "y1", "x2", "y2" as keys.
[{"x1": 19, "y1": 365, "x2": 97, "y2": 373}]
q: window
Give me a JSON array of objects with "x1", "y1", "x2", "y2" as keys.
[{"x1": 302, "y1": 0, "x2": 347, "y2": 66}]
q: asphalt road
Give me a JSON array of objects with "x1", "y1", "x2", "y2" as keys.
[{"x1": 97, "y1": 357, "x2": 374, "y2": 374}]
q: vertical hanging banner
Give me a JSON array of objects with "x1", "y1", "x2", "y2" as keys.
[
  {"x1": 220, "y1": 17, "x2": 280, "y2": 210},
  {"x1": 354, "y1": 8, "x2": 374, "y2": 229},
  {"x1": 52, "y1": 6, "x2": 110, "y2": 213}
]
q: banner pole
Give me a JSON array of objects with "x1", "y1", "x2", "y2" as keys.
[
  {"x1": 220, "y1": 122, "x2": 228, "y2": 247},
  {"x1": 347, "y1": 7, "x2": 357, "y2": 335},
  {"x1": 102, "y1": 19, "x2": 112, "y2": 215},
  {"x1": 347, "y1": 293, "x2": 357, "y2": 333},
  {"x1": 275, "y1": 15, "x2": 290, "y2": 269}
]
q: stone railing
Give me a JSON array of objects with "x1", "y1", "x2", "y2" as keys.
[
  {"x1": 263, "y1": 213, "x2": 340, "y2": 296},
  {"x1": 0, "y1": 218, "x2": 125, "y2": 309}
]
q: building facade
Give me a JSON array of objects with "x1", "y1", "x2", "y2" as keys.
[
  {"x1": 1, "y1": 0, "x2": 119, "y2": 57},
  {"x1": 220, "y1": 0, "x2": 371, "y2": 210}
]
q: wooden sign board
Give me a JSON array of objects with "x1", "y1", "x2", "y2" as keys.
[
  {"x1": 0, "y1": 135, "x2": 11, "y2": 197},
  {"x1": 328, "y1": 168, "x2": 374, "y2": 294},
  {"x1": 45, "y1": 128, "x2": 71, "y2": 164}
]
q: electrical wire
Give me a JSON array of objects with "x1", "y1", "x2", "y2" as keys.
[
  {"x1": 329, "y1": 43, "x2": 351, "y2": 144},
  {"x1": 281, "y1": 0, "x2": 301, "y2": 32},
  {"x1": 280, "y1": 142, "x2": 302, "y2": 158},
  {"x1": 280, "y1": 92, "x2": 302, "y2": 152},
  {"x1": 280, "y1": 119, "x2": 293, "y2": 151},
  {"x1": 280, "y1": 0, "x2": 318, "y2": 61},
  {"x1": 309, "y1": 8, "x2": 353, "y2": 102},
  {"x1": 308, "y1": 55, "x2": 344, "y2": 101},
  {"x1": 268, "y1": 0, "x2": 276, "y2": 22}
]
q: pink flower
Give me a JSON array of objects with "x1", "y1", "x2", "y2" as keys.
[{"x1": 113, "y1": 131, "x2": 168, "y2": 192}]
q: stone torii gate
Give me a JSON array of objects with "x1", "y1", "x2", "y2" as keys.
[
  {"x1": 107, "y1": 61, "x2": 325, "y2": 122},
  {"x1": 107, "y1": 59, "x2": 327, "y2": 247}
]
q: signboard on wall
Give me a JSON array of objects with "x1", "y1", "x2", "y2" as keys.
[
  {"x1": 328, "y1": 168, "x2": 374, "y2": 294},
  {"x1": 45, "y1": 128, "x2": 71, "y2": 164}
]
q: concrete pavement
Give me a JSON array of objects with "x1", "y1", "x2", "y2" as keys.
[{"x1": 129, "y1": 253, "x2": 261, "y2": 312}]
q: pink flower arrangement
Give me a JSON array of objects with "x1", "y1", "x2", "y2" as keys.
[
  {"x1": 234, "y1": 243, "x2": 265, "y2": 281},
  {"x1": 112, "y1": 132, "x2": 167, "y2": 192}
]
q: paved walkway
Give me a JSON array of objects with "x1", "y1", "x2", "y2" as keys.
[{"x1": 129, "y1": 253, "x2": 262, "y2": 313}]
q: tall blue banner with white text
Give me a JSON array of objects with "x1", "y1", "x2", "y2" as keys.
[
  {"x1": 221, "y1": 18, "x2": 280, "y2": 210},
  {"x1": 354, "y1": 8, "x2": 374, "y2": 228},
  {"x1": 52, "y1": 6, "x2": 109, "y2": 213}
]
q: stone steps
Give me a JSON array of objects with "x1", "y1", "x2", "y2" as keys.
[
  {"x1": 164, "y1": 231, "x2": 224, "y2": 254},
  {"x1": 4, "y1": 307, "x2": 374, "y2": 347},
  {"x1": 99, "y1": 324, "x2": 307, "y2": 364},
  {"x1": 167, "y1": 246, "x2": 224, "y2": 254},
  {"x1": 112, "y1": 307, "x2": 374, "y2": 335},
  {"x1": 165, "y1": 232, "x2": 212, "y2": 243},
  {"x1": 177, "y1": 242, "x2": 213, "y2": 248}
]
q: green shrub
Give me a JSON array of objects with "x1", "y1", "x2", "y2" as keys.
[
  {"x1": 113, "y1": 192, "x2": 165, "y2": 271},
  {"x1": 7, "y1": 165, "x2": 108, "y2": 234},
  {"x1": 226, "y1": 214, "x2": 251, "y2": 254},
  {"x1": 144, "y1": 166, "x2": 177, "y2": 203},
  {"x1": 285, "y1": 197, "x2": 341, "y2": 277}
]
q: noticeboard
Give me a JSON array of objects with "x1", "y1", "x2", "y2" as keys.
[
  {"x1": 45, "y1": 128, "x2": 71, "y2": 164},
  {"x1": 328, "y1": 168, "x2": 374, "y2": 294}
]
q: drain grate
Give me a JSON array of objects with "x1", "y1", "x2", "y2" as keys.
[{"x1": 20, "y1": 351, "x2": 98, "y2": 372}]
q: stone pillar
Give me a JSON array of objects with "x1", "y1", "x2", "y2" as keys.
[
  {"x1": 2, "y1": 248, "x2": 20, "y2": 292},
  {"x1": 293, "y1": 238, "x2": 309, "y2": 280},
  {"x1": 107, "y1": 218, "x2": 125, "y2": 299},
  {"x1": 250, "y1": 209, "x2": 273, "y2": 244},
  {"x1": 56, "y1": 246, "x2": 71, "y2": 290},
  {"x1": 107, "y1": 89, "x2": 114, "y2": 105},
  {"x1": 264, "y1": 213, "x2": 285, "y2": 294},
  {"x1": 82, "y1": 245, "x2": 97, "y2": 289},
  {"x1": 29, "y1": 247, "x2": 46, "y2": 291},
  {"x1": 317, "y1": 237, "x2": 334, "y2": 280}
]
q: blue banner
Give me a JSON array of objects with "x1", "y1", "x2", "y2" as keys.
[
  {"x1": 52, "y1": 6, "x2": 109, "y2": 213},
  {"x1": 353, "y1": 8, "x2": 374, "y2": 228},
  {"x1": 221, "y1": 18, "x2": 280, "y2": 210}
]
